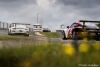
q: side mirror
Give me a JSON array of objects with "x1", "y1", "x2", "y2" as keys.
[{"x1": 67, "y1": 26, "x2": 69, "y2": 28}]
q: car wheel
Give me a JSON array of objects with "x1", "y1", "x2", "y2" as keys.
[
  {"x1": 9, "y1": 30, "x2": 14, "y2": 35},
  {"x1": 8, "y1": 31, "x2": 10, "y2": 35},
  {"x1": 8, "y1": 30, "x2": 12, "y2": 35},
  {"x1": 95, "y1": 37, "x2": 100, "y2": 41},
  {"x1": 62, "y1": 31, "x2": 67, "y2": 40},
  {"x1": 72, "y1": 31, "x2": 78, "y2": 40},
  {"x1": 24, "y1": 34, "x2": 29, "y2": 36}
]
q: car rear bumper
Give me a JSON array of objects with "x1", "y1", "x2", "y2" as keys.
[{"x1": 11, "y1": 31, "x2": 29, "y2": 34}]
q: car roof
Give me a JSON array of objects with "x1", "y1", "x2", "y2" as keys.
[{"x1": 33, "y1": 23, "x2": 42, "y2": 26}]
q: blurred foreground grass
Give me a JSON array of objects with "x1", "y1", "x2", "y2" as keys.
[{"x1": 0, "y1": 43, "x2": 100, "y2": 67}]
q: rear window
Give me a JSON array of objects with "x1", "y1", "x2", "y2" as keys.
[{"x1": 16, "y1": 25, "x2": 26, "y2": 27}]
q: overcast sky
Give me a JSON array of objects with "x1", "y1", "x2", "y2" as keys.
[{"x1": 0, "y1": 0, "x2": 100, "y2": 31}]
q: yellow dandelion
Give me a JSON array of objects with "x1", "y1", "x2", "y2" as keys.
[
  {"x1": 64, "y1": 45, "x2": 75, "y2": 56},
  {"x1": 93, "y1": 42, "x2": 100, "y2": 50},
  {"x1": 83, "y1": 38, "x2": 88, "y2": 42},
  {"x1": 79, "y1": 43, "x2": 89, "y2": 53}
]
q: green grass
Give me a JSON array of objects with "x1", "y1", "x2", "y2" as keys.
[
  {"x1": 0, "y1": 43, "x2": 99, "y2": 67},
  {"x1": 40, "y1": 32, "x2": 61, "y2": 38},
  {"x1": 0, "y1": 36, "x2": 28, "y2": 40}
]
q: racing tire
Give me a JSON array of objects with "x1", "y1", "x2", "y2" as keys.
[
  {"x1": 62, "y1": 31, "x2": 67, "y2": 40},
  {"x1": 8, "y1": 31, "x2": 10, "y2": 35},
  {"x1": 24, "y1": 34, "x2": 29, "y2": 37},
  {"x1": 9, "y1": 31, "x2": 14, "y2": 36},
  {"x1": 94, "y1": 34, "x2": 100, "y2": 41},
  {"x1": 8, "y1": 30, "x2": 11, "y2": 35},
  {"x1": 95, "y1": 38, "x2": 100, "y2": 41},
  {"x1": 72, "y1": 31, "x2": 79, "y2": 40}
]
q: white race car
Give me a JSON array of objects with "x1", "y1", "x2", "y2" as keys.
[{"x1": 8, "y1": 23, "x2": 30, "y2": 36}]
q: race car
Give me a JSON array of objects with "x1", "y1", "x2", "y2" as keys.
[
  {"x1": 62, "y1": 20, "x2": 100, "y2": 40},
  {"x1": 8, "y1": 23, "x2": 30, "y2": 36},
  {"x1": 42, "y1": 28, "x2": 51, "y2": 32}
]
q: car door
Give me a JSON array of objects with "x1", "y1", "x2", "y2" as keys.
[
  {"x1": 63, "y1": 28, "x2": 69, "y2": 38},
  {"x1": 66, "y1": 24, "x2": 73, "y2": 38}
]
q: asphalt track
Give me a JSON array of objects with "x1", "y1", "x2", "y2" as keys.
[
  {"x1": 0, "y1": 30, "x2": 99, "y2": 44},
  {"x1": 0, "y1": 30, "x2": 8, "y2": 36}
]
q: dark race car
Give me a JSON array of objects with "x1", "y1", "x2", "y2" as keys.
[
  {"x1": 62, "y1": 20, "x2": 100, "y2": 40},
  {"x1": 42, "y1": 28, "x2": 51, "y2": 32}
]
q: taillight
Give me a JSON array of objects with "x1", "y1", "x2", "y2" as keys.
[
  {"x1": 25, "y1": 28, "x2": 28, "y2": 30},
  {"x1": 76, "y1": 32, "x2": 78, "y2": 34}
]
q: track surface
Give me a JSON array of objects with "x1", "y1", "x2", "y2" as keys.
[
  {"x1": 0, "y1": 30, "x2": 8, "y2": 36},
  {"x1": 0, "y1": 30, "x2": 99, "y2": 44}
]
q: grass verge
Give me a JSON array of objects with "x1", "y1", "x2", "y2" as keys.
[
  {"x1": 0, "y1": 36, "x2": 28, "y2": 40},
  {"x1": 40, "y1": 32, "x2": 61, "y2": 38}
]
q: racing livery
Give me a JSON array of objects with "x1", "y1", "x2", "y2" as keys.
[{"x1": 62, "y1": 20, "x2": 100, "y2": 40}]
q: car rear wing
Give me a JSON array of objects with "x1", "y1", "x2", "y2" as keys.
[
  {"x1": 9, "y1": 23, "x2": 30, "y2": 28},
  {"x1": 79, "y1": 20, "x2": 100, "y2": 23},
  {"x1": 79, "y1": 20, "x2": 100, "y2": 28},
  {"x1": 12, "y1": 23, "x2": 30, "y2": 25}
]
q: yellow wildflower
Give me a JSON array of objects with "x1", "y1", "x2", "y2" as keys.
[
  {"x1": 83, "y1": 38, "x2": 88, "y2": 42},
  {"x1": 64, "y1": 45, "x2": 75, "y2": 56},
  {"x1": 93, "y1": 42, "x2": 100, "y2": 50},
  {"x1": 79, "y1": 43, "x2": 89, "y2": 53}
]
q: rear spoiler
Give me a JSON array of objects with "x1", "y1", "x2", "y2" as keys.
[
  {"x1": 12, "y1": 23, "x2": 30, "y2": 25},
  {"x1": 79, "y1": 20, "x2": 100, "y2": 23},
  {"x1": 78, "y1": 20, "x2": 100, "y2": 29},
  {"x1": 10, "y1": 23, "x2": 30, "y2": 28}
]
